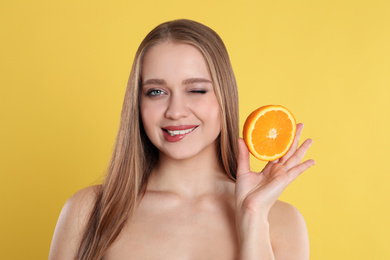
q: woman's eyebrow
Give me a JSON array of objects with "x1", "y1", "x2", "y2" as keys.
[
  {"x1": 142, "y1": 78, "x2": 212, "y2": 86},
  {"x1": 182, "y1": 78, "x2": 213, "y2": 85},
  {"x1": 142, "y1": 79, "x2": 166, "y2": 86}
]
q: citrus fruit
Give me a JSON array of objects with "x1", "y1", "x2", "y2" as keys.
[{"x1": 243, "y1": 105, "x2": 297, "y2": 161}]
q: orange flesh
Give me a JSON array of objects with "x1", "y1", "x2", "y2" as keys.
[{"x1": 251, "y1": 110, "x2": 294, "y2": 157}]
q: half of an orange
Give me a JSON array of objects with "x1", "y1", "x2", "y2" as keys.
[{"x1": 243, "y1": 105, "x2": 297, "y2": 161}]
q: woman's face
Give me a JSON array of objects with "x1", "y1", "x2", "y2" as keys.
[{"x1": 140, "y1": 41, "x2": 221, "y2": 160}]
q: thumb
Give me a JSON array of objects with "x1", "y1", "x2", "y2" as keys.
[{"x1": 237, "y1": 138, "x2": 251, "y2": 177}]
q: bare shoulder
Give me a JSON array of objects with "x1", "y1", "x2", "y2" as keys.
[
  {"x1": 269, "y1": 200, "x2": 309, "y2": 260},
  {"x1": 49, "y1": 185, "x2": 101, "y2": 260}
]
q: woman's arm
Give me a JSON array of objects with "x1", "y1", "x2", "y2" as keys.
[
  {"x1": 235, "y1": 124, "x2": 314, "y2": 259},
  {"x1": 49, "y1": 186, "x2": 98, "y2": 260},
  {"x1": 238, "y1": 201, "x2": 309, "y2": 260},
  {"x1": 237, "y1": 212, "x2": 275, "y2": 260}
]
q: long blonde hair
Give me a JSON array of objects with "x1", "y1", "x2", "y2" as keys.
[{"x1": 76, "y1": 19, "x2": 239, "y2": 260}]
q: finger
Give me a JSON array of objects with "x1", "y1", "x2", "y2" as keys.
[
  {"x1": 279, "y1": 123, "x2": 304, "y2": 164},
  {"x1": 269, "y1": 158, "x2": 279, "y2": 164},
  {"x1": 286, "y1": 159, "x2": 315, "y2": 182},
  {"x1": 285, "y1": 138, "x2": 313, "y2": 170},
  {"x1": 237, "y1": 138, "x2": 251, "y2": 177}
]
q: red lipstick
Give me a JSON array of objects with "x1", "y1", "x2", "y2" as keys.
[
  {"x1": 162, "y1": 125, "x2": 198, "y2": 142},
  {"x1": 163, "y1": 125, "x2": 198, "y2": 130}
]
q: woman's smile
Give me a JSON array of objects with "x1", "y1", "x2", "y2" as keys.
[{"x1": 162, "y1": 125, "x2": 198, "y2": 142}]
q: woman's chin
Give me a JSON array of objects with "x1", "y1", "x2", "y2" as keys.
[{"x1": 160, "y1": 149, "x2": 200, "y2": 161}]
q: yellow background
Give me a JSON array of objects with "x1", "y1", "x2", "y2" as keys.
[{"x1": 1, "y1": 0, "x2": 389, "y2": 259}]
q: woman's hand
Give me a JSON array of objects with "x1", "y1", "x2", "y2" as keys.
[{"x1": 235, "y1": 123, "x2": 315, "y2": 220}]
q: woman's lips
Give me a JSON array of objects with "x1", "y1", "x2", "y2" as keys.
[{"x1": 162, "y1": 125, "x2": 198, "y2": 142}]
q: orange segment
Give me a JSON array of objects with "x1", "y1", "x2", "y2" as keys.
[{"x1": 243, "y1": 105, "x2": 297, "y2": 161}]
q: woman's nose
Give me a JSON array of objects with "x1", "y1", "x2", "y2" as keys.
[{"x1": 165, "y1": 94, "x2": 189, "y2": 120}]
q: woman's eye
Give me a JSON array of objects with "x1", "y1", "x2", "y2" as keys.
[
  {"x1": 190, "y1": 90, "x2": 207, "y2": 94},
  {"x1": 147, "y1": 89, "x2": 164, "y2": 96}
]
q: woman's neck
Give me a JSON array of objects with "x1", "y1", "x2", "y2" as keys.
[{"x1": 146, "y1": 145, "x2": 233, "y2": 199}]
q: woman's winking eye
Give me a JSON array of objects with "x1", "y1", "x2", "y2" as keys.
[{"x1": 189, "y1": 89, "x2": 207, "y2": 94}]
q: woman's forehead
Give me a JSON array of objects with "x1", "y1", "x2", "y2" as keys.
[{"x1": 141, "y1": 41, "x2": 212, "y2": 83}]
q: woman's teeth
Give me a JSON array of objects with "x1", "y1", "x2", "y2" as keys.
[{"x1": 167, "y1": 127, "x2": 196, "y2": 137}]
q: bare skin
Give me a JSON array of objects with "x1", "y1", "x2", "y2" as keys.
[
  {"x1": 103, "y1": 146, "x2": 239, "y2": 259},
  {"x1": 103, "y1": 154, "x2": 310, "y2": 260},
  {"x1": 50, "y1": 177, "x2": 308, "y2": 259},
  {"x1": 49, "y1": 41, "x2": 313, "y2": 259}
]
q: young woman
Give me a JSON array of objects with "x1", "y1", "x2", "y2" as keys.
[{"x1": 49, "y1": 19, "x2": 315, "y2": 260}]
